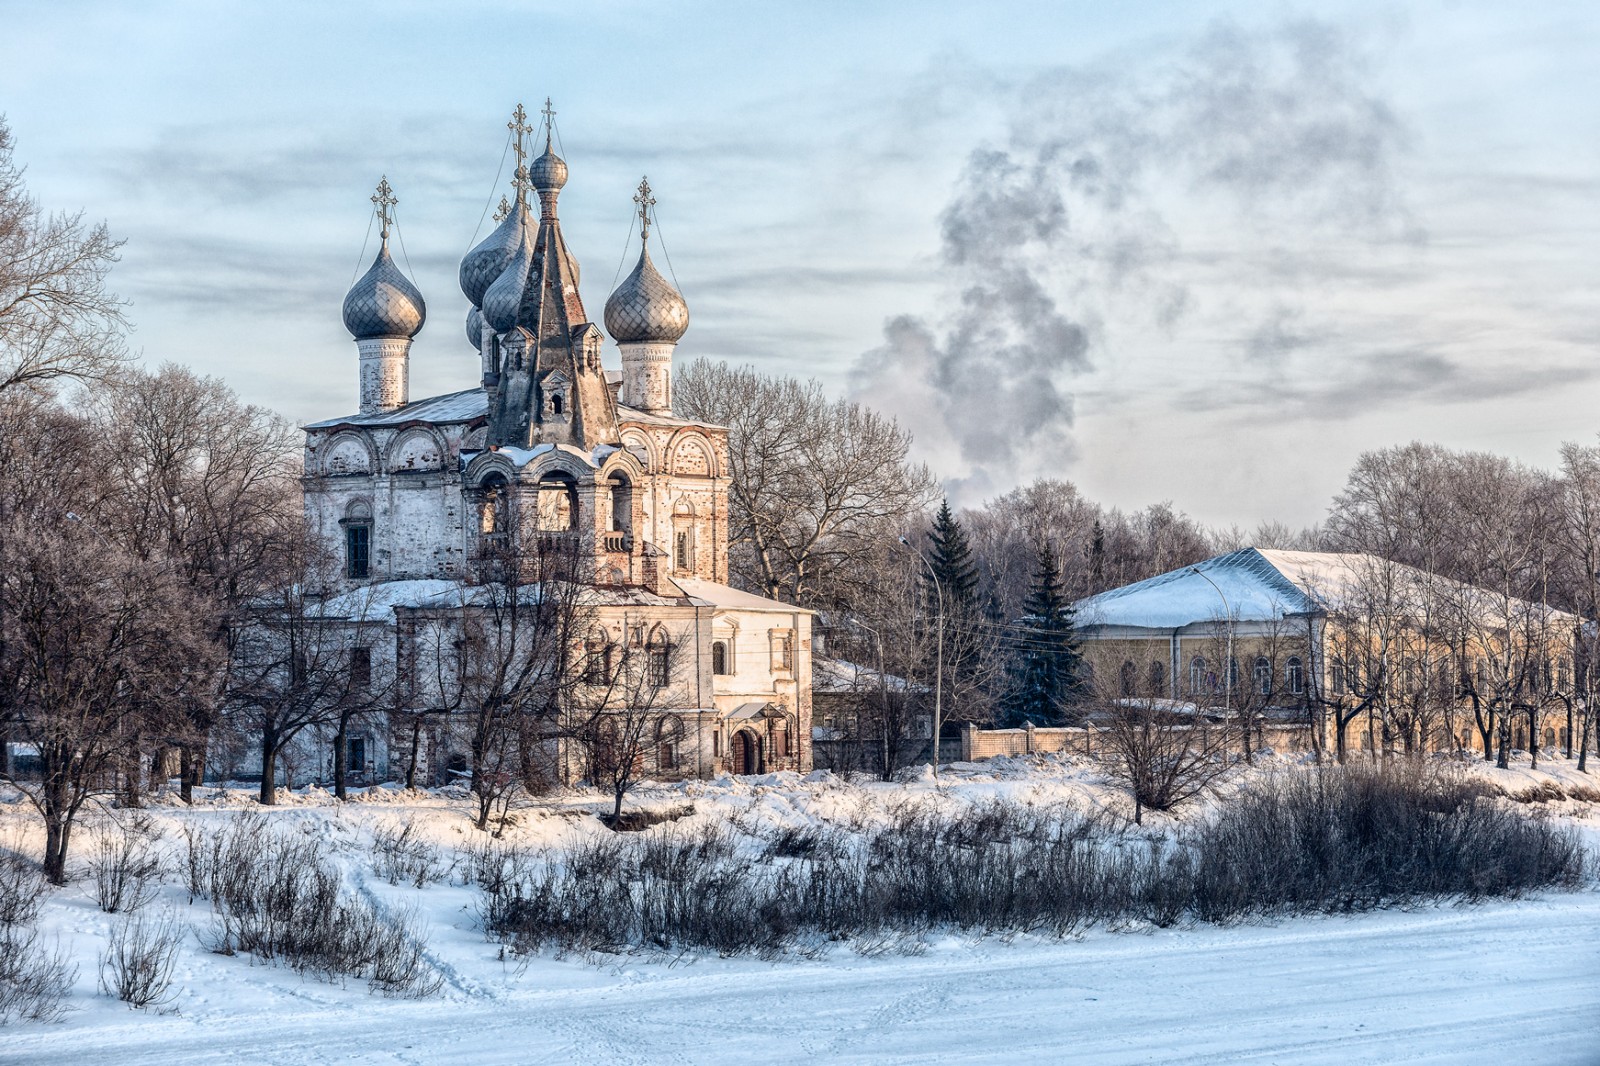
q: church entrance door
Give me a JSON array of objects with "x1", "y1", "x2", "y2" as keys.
[{"x1": 732, "y1": 730, "x2": 763, "y2": 775}]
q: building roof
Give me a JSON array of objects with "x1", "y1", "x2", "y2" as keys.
[
  {"x1": 1075, "y1": 547, "x2": 1580, "y2": 632},
  {"x1": 304, "y1": 387, "x2": 717, "y2": 434},
  {"x1": 674, "y1": 578, "x2": 813, "y2": 614}
]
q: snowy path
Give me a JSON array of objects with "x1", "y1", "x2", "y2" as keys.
[{"x1": 13, "y1": 892, "x2": 1599, "y2": 1066}]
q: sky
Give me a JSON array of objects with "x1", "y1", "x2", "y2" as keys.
[{"x1": 3, "y1": 0, "x2": 1598, "y2": 529}]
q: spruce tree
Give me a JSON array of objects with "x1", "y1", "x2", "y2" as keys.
[
  {"x1": 1003, "y1": 543, "x2": 1085, "y2": 726},
  {"x1": 925, "y1": 500, "x2": 978, "y2": 608}
]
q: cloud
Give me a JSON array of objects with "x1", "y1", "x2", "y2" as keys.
[{"x1": 851, "y1": 18, "x2": 1418, "y2": 500}]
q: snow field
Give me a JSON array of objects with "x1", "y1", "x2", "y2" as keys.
[{"x1": 2, "y1": 752, "x2": 1597, "y2": 1065}]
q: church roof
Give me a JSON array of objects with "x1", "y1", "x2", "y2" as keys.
[
  {"x1": 675, "y1": 577, "x2": 815, "y2": 614},
  {"x1": 304, "y1": 388, "x2": 717, "y2": 433}
]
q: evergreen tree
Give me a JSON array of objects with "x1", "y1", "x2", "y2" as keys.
[
  {"x1": 925, "y1": 500, "x2": 979, "y2": 608},
  {"x1": 1003, "y1": 543, "x2": 1085, "y2": 726}
]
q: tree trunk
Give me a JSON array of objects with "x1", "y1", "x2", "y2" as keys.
[
  {"x1": 258, "y1": 734, "x2": 279, "y2": 805},
  {"x1": 404, "y1": 717, "x2": 422, "y2": 791},
  {"x1": 43, "y1": 813, "x2": 70, "y2": 886},
  {"x1": 333, "y1": 719, "x2": 349, "y2": 801},
  {"x1": 1529, "y1": 708, "x2": 1539, "y2": 770}
]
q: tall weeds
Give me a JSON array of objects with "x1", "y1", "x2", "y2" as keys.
[{"x1": 482, "y1": 765, "x2": 1587, "y2": 958}]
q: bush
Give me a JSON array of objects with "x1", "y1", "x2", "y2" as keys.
[
  {"x1": 1187, "y1": 762, "x2": 1587, "y2": 922},
  {"x1": 99, "y1": 909, "x2": 183, "y2": 1009},
  {"x1": 0, "y1": 926, "x2": 76, "y2": 1024},
  {"x1": 91, "y1": 816, "x2": 163, "y2": 914},
  {"x1": 481, "y1": 768, "x2": 1589, "y2": 958},
  {"x1": 187, "y1": 813, "x2": 442, "y2": 998},
  {"x1": 0, "y1": 849, "x2": 45, "y2": 927},
  {"x1": 371, "y1": 819, "x2": 448, "y2": 888}
]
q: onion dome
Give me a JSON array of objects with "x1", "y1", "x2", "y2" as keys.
[
  {"x1": 459, "y1": 204, "x2": 532, "y2": 307},
  {"x1": 342, "y1": 242, "x2": 425, "y2": 340},
  {"x1": 605, "y1": 245, "x2": 688, "y2": 344},
  {"x1": 528, "y1": 143, "x2": 568, "y2": 193},
  {"x1": 466, "y1": 306, "x2": 485, "y2": 351},
  {"x1": 481, "y1": 224, "x2": 537, "y2": 333}
]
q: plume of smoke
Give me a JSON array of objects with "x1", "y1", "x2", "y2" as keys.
[{"x1": 853, "y1": 19, "x2": 1414, "y2": 497}]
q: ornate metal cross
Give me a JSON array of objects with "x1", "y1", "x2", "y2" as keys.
[
  {"x1": 492, "y1": 195, "x2": 512, "y2": 223},
  {"x1": 507, "y1": 102, "x2": 532, "y2": 170},
  {"x1": 371, "y1": 176, "x2": 397, "y2": 241},
  {"x1": 541, "y1": 97, "x2": 557, "y2": 147},
  {"x1": 633, "y1": 176, "x2": 655, "y2": 242}
]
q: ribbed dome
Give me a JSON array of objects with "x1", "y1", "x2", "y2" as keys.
[
  {"x1": 481, "y1": 225, "x2": 537, "y2": 333},
  {"x1": 466, "y1": 306, "x2": 485, "y2": 352},
  {"x1": 458, "y1": 203, "x2": 533, "y2": 307},
  {"x1": 528, "y1": 145, "x2": 568, "y2": 192},
  {"x1": 343, "y1": 243, "x2": 425, "y2": 340},
  {"x1": 604, "y1": 245, "x2": 688, "y2": 344}
]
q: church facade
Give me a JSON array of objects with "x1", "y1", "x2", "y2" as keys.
[{"x1": 298, "y1": 105, "x2": 811, "y2": 786}]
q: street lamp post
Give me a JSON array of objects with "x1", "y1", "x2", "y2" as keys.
[
  {"x1": 900, "y1": 536, "x2": 944, "y2": 781},
  {"x1": 1188, "y1": 565, "x2": 1233, "y2": 731}
]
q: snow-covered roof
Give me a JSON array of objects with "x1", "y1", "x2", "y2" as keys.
[
  {"x1": 304, "y1": 388, "x2": 720, "y2": 433},
  {"x1": 675, "y1": 578, "x2": 811, "y2": 614},
  {"x1": 310, "y1": 577, "x2": 697, "y2": 624},
  {"x1": 812, "y1": 657, "x2": 912, "y2": 693},
  {"x1": 1074, "y1": 548, "x2": 1319, "y2": 630},
  {"x1": 1075, "y1": 547, "x2": 1580, "y2": 632}
]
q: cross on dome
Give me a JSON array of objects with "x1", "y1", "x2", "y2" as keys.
[
  {"x1": 370, "y1": 176, "x2": 397, "y2": 241},
  {"x1": 492, "y1": 195, "x2": 512, "y2": 222},
  {"x1": 542, "y1": 97, "x2": 557, "y2": 147},
  {"x1": 633, "y1": 176, "x2": 656, "y2": 243}
]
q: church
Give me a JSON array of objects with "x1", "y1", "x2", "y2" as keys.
[{"x1": 299, "y1": 103, "x2": 812, "y2": 786}]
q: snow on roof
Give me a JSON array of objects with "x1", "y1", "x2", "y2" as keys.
[
  {"x1": 304, "y1": 388, "x2": 720, "y2": 433},
  {"x1": 813, "y1": 657, "x2": 912, "y2": 693},
  {"x1": 674, "y1": 577, "x2": 811, "y2": 614},
  {"x1": 1074, "y1": 548, "x2": 1318, "y2": 630},
  {"x1": 312, "y1": 579, "x2": 476, "y2": 623},
  {"x1": 1076, "y1": 547, "x2": 1580, "y2": 631}
]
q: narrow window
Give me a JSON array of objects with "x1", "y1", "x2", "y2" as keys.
[
  {"x1": 1253, "y1": 656, "x2": 1272, "y2": 696},
  {"x1": 552, "y1": 392, "x2": 564, "y2": 415},
  {"x1": 345, "y1": 524, "x2": 370, "y2": 579},
  {"x1": 347, "y1": 737, "x2": 366, "y2": 772},
  {"x1": 349, "y1": 647, "x2": 371, "y2": 692},
  {"x1": 1189, "y1": 656, "x2": 1207, "y2": 694},
  {"x1": 712, "y1": 641, "x2": 728, "y2": 675},
  {"x1": 1148, "y1": 661, "x2": 1166, "y2": 694},
  {"x1": 650, "y1": 641, "x2": 671, "y2": 687}
]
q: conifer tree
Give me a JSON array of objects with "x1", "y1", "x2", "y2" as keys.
[
  {"x1": 1003, "y1": 543, "x2": 1085, "y2": 726},
  {"x1": 925, "y1": 500, "x2": 978, "y2": 608}
]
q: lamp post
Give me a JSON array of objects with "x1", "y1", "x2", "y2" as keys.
[
  {"x1": 900, "y1": 536, "x2": 943, "y2": 781},
  {"x1": 1188, "y1": 566, "x2": 1233, "y2": 730}
]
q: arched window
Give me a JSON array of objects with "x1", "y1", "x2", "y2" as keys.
[
  {"x1": 1227, "y1": 658, "x2": 1240, "y2": 690},
  {"x1": 648, "y1": 627, "x2": 672, "y2": 687},
  {"x1": 583, "y1": 629, "x2": 612, "y2": 684},
  {"x1": 1148, "y1": 660, "x2": 1166, "y2": 695},
  {"x1": 1119, "y1": 660, "x2": 1137, "y2": 697},
  {"x1": 657, "y1": 717, "x2": 685, "y2": 771},
  {"x1": 341, "y1": 499, "x2": 372, "y2": 580},
  {"x1": 1543, "y1": 727, "x2": 1556, "y2": 749},
  {"x1": 1286, "y1": 656, "x2": 1304, "y2": 695},
  {"x1": 1188, "y1": 656, "x2": 1207, "y2": 694},
  {"x1": 712, "y1": 641, "x2": 729, "y2": 675},
  {"x1": 1253, "y1": 656, "x2": 1272, "y2": 696},
  {"x1": 551, "y1": 392, "x2": 564, "y2": 416}
]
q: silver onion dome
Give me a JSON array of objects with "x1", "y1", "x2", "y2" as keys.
[
  {"x1": 604, "y1": 245, "x2": 688, "y2": 344},
  {"x1": 528, "y1": 144, "x2": 568, "y2": 193},
  {"x1": 466, "y1": 306, "x2": 485, "y2": 352},
  {"x1": 343, "y1": 243, "x2": 426, "y2": 340},
  {"x1": 459, "y1": 204, "x2": 532, "y2": 307},
  {"x1": 481, "y1": 227, "x2": 536, "y2": 334}
]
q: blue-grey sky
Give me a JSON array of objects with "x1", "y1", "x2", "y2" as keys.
[{"x1": 4, "y1": 1, "x2": 1597, "y2": 527}]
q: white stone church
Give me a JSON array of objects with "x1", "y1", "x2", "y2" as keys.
[{"x1": 298, "y1": 104, "x2": 811, "y2": 786}]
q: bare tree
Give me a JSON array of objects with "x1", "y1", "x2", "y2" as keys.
[
  {"x1": 0, "y1": 116, "x2": 128, "y2": 395},
  {"x1": 0, "y1": 511, "x2": 213, "y2": 882},
  {"x1": 674, "y1": 359, "x2": 937, "y2": 610},
  {"x1": 1082, "y1": 645, "x2": 1231, "y2": 825}
]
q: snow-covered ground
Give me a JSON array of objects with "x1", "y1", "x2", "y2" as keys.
[{"x1": 5, "y1": 754, "x2": 1599, "y2": 1065}]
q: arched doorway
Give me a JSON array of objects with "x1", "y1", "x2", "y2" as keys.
[{"x1": 732, "y1": 730, "x2": 763, "y2": 775}]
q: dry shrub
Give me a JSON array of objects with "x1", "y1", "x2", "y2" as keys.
[
  {"x1": 0, "y1": 848, "x2": 45, "y2": 927},
  {"x1": 91, "y1": 815, "x2": 163, "y2": 914},
  {"x1": 99, "y1": 908, "x2": 183, "y2": 1009},
  {"x1": 0, "y1": 926, "x2": 75, "y2": 1023},
  {"x1": 601, "y1": 804, "x2": 695, "y2": 833},
  {"x1": 371, "y1": 819, "x2": 450, "y2": 888},
  {"x1": 185, "y1": 812, "x2": 442, "y2": 998},
  {"x1": 482, "y1": 768, "x2": 1588, "y2": 958}
]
